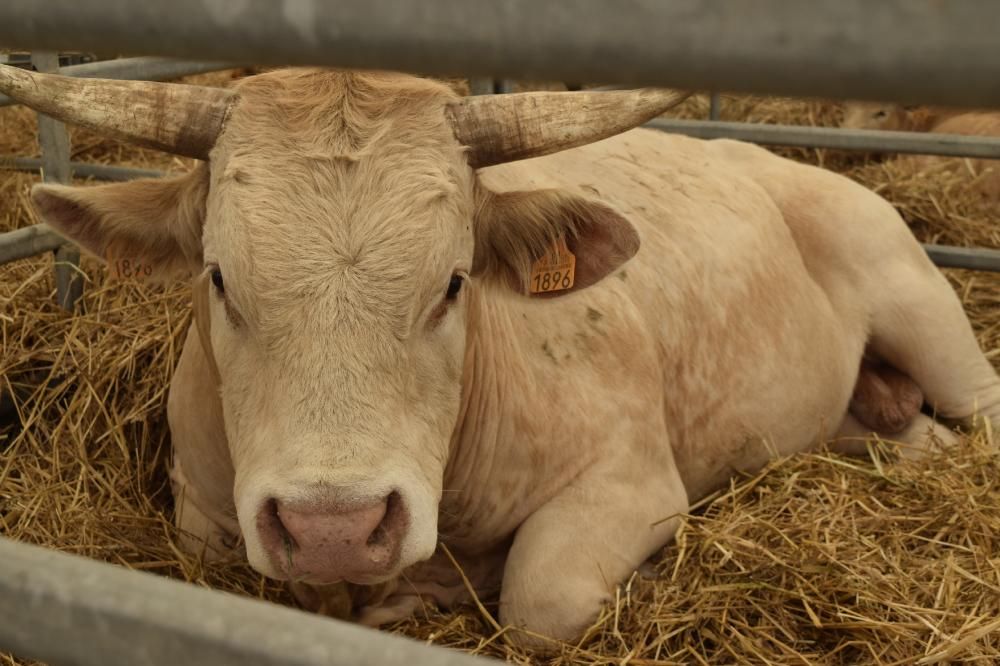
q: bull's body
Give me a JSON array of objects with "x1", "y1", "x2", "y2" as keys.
[
  {"x1": 7, "y1": 66, "x2": 997, "y2": 647},
  {"x1": 169, "y1": 126, "x2": 1000, "y2": 641}
]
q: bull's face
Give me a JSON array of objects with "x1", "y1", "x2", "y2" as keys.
[
  {"x1": 11, "y1": 68, "x2": 674, "y2": 586},
  {"x1": 197, "y1": 73, "x2": 479, "y2": 583},
  {"x1": 840, "y1": 101, "x2": 909, "y2": 131}
]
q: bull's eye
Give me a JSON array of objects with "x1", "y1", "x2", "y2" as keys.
[
  {"x1": 445, "y1": 274, "x2": 464, "y2": 301},
  {"x1": 873, "y1": 110, "x2": 888, "y2": 119},
  {"x1": 211, "y1": 268, "x2": 225, "y2": 294}
]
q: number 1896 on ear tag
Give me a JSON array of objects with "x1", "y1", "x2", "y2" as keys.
[
  {"x1": 530, "y1": 237, "x2": 576, "y2": 294},
  {"x1": 105, "y1": 248, "x2": 154, "y2": 281}
]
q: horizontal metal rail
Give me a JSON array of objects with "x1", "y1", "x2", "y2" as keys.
[
  {"x1": 0, "y1": 223, "x2": 64, "y2": 264},
  {"x1": 0, "y1": 1, "x2": 999, "y2": 108},
  {"x1": 0, "y1": 56, "x2": 239, "y2": 107},
  {"x1": 2, "y1": 156, "x2": 165, "y2": 181},
  {"x1": 646, "y1": 119, "x2": 1000, "y2": 159},
  {"x1": 924, "y1": 245, "x2": 1000, "y2": 272},
  {"x1": 0, "y1": 536, "x2": 493, "y2": 666}
]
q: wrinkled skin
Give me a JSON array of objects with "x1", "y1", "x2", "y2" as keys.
[{"x1": 32, "y1": 70, "x2": 1000, "y2": 650}]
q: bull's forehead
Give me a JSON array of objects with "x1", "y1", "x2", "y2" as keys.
[{"x1": 203, "y1": 70, "x2": 475, "y2": 339}]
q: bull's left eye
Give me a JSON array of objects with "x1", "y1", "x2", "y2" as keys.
[
  {"x1": 210, "y1": 268, "x2": 225, "y2": 294},
  {"x1": 445, "y1": 274, "x2": 464, "y2": 301}
]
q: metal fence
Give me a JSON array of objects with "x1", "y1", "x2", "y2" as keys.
[
  {"x1": 2, "y1": 1, "x2": 1000, "y2": 663},
  {"x1": 0, "y1": 536, "x2": 491, "y2": 666},
  {"x1": 2, "y1": 0, "x2": 1000, "y2": 107}
]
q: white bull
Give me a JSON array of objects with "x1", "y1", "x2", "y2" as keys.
[
  {"x1": 4, "y1": 67, "x2": 998, "y2": 649},
  {"x1": 841, "y1": 102, "x2": 1000, "y2": 200}
]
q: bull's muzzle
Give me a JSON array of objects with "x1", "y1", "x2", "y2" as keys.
[{"x1": 256, "y1": 490, "x2": 407, "y2": 584}]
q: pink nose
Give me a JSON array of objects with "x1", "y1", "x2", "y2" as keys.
[{"x1": 256, "y1": 491, "x2": 405, "y2": 584}]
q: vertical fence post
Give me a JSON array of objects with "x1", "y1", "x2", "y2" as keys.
[
  {"x1": 30, "y1": 51, "x2": 83, "y2": 311},
  {"x1": 709, "y1": 92, "x2": 722, "y2": 120},
  {"x1": 468, "y1": 79, "x2": 510, "y2": 96},
  {"x1": 468, "y1": 78, "x2": 495, "y2": 95}
]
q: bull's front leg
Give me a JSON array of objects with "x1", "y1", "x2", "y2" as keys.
[
  {"x1": 347, "y1": 543, "x2": 507, "y2": 626},
  {"x1": 167, "y1": 326, "x2": 240, "y2": 561},
  {"x1": 169, "y1": 457, "x2": 239, "y2": 560},
  {"x1": 498, "y1": 450, "x2": 688, "y2": 650}
]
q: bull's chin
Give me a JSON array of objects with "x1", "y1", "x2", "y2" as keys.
[
  {"x1": 264, "y1": 568, "x2": 400, "y2": 587},
  {"x1": 343, "y1": 571, "x2": 398, "y2": 586},
  {"x1": 242, "y1": 532, "x2": 431, "y2": 587},
  {"x1": 344, "y1": 571, "x2": 400, "y2": 586}
]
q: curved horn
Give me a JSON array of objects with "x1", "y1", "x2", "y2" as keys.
[
  {"x1": 0, "y1": 64, "x2": 233, "y2": 159},
  {"x1": 445, "y1": 88, "x2": 691, "y2": 168}
]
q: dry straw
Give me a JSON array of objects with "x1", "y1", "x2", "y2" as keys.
[{"x1": 2, "y1": 74, "x2": 999, "y2": 665}]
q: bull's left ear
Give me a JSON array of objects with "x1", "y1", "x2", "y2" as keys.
[
  {"x1": 473, "y1": 187, "x2": 639, "y2": 297},
  {"x1": 30, "y1": 165, "x2": 209, "y2": 282}
]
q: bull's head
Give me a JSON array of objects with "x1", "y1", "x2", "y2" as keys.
[
  {"x1": 840, "y1": 101, "x2": 912, "y2": 131},
  {"x1": 1, "y1": 67, "x2": 685, "y2": 585}
]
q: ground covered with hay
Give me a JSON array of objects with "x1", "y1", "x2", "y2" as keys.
[{"x1": 2, "y1": 73, "x2": 999, "y2": 665}]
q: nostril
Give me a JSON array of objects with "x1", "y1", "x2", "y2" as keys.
[
  {"x1": 262, "y1": 497, "x2": 298, "y2": 556},
  {"x1": 365, "y1": 491, "x2": 398, "y2": 549},
  {"x1": 366, "y1": 518, "x2": 389, "y2": 549},
  {"x1": 366, "y1": 491, "x2": 403, "y2": 555}
]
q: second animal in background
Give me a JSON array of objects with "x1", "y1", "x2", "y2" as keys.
[{"x1": 842, "y1": 102, "x2": 1000, "y2": 199}]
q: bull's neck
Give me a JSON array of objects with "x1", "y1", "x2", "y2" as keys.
[
  {"x1": 441, "y1": 282, "x2": 612, "y2": 550},
  {"x1": 448, "y1": 283, "x2": 521, "y2": 463},
  {"x1": 442, "y1": 283, "x2": 532, "y2": 534}
]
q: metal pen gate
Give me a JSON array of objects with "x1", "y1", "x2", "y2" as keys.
[{"x1": 1, "y1": 0, "x2": 999, "y2": 663}]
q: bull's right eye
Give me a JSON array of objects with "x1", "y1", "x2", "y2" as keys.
[
  {"x1": 873, "y1": 110, "x2": 888, "y2": 119},
  {"x1": 211, "y1": 268, "x2": 225, "y2": 294},
  {"x1": 445, "y1": 274, "x2": 464, "y2": 301}
]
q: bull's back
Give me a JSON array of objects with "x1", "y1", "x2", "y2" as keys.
[
  {"x1": 915, "y1": 114, "x2": 1000, "y2": 197},
  {"x1": 931, "y1": 112, "x2": 1000, "y2": 137}
]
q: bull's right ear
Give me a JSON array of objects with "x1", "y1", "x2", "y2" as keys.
[
  {"x1": 30, "y1": 165, "x2": 209, "y2": 281},
  {"x1": 472, "y1": 185, "x2": 640, "y2": 297}
]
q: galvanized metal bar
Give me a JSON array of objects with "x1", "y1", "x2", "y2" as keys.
[
  {"x1": 0, "y1": 57, "x2": 239, "y2": 107},
  {"x1": 0, "y1": 536, "x2": 494, "y2": 666},
  {"x1": 0, "y1": 224, "x2": 65, "y2": 264},
  {"x1": 53, "y1": 224, "x2": 82, "y2": 310},
  {"x1": 646, "y1": 118, "x2": 1000, "y2": 159},
  {"x1": 923, "y1": 245, "x2": 1000, "y2": 272},
  {"x1": 42, "y1": 55, "x2": 239, "y2": 81},
  {"x1": 468, "y1": 78, "x2": 496, "y2": 96},
  {"x1": 3, "y1": 156, "x2": 165, "y2": 181},
  {"x1": 709, "y1": 93, "x2": 722, "y2": 121},
  {"x1": 31, "y1": 52, "x2": 83, "y2": 311},
  {"x1": 32, "y1": 55, "x2": 71, "y2": 185},
  {"x1": 0, "y1": 0, "x2": 998, "y2": 108}
]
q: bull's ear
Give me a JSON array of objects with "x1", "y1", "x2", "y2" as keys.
[
  {"x1": 473, "y1": 187, "x2": 639, "y2": 297},
  {"x1": 30, "y1": 165, "x2": 209, "y2": 281}
]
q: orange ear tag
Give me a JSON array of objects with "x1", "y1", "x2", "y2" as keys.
[
  {"x1": 529, "y1": 237, "x2": 576, "y2": 294},
  {"x1": 105, "y1": 248, "x2": 155, "y2": 282}
]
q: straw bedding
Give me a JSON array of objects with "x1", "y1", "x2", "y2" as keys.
[{"x1": 1, "y1": 72, "x2": 999, "y2": 665}]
